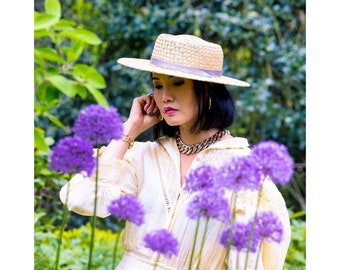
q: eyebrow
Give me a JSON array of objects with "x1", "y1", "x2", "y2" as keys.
[{"x1": 151, "y1": 75, "x2": 174, "y2": 80}]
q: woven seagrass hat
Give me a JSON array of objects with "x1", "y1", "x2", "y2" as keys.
[{"x1": 117, "y1": 33, "x2": 250, "y2": 87}]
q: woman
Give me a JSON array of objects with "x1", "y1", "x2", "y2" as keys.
[{"x1": 60, "y1": 33, "x2": 291, "y2": 269}]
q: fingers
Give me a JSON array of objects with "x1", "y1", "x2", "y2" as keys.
[{"x1": 143, "y1": 94, "x2": 159, "y2": 116}]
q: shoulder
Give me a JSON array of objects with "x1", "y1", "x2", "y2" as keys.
[
  {"x1": 219, "y1": 136, "x2": 249, "y2": 149},
  {"x1": 209, "y1": 136, "x2": 250, "y2": 155},
  {"x1": 260, "y1": 178, "x2": 288, "y2": 210}
]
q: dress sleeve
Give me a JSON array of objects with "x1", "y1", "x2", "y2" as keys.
[{"x1": 59, "y1": 147, "x2": 140, "y2": 218}]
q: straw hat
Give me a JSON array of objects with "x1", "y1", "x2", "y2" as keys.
[{"x1": 117, "y1": 33, "x2": 250, "y2": 87}]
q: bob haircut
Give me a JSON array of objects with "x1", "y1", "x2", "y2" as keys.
[{"x1": 153, "y1": 80, "x2": 235, "y2": 140}]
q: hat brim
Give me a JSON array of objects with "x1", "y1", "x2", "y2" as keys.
[{"x1": 117, "y1": 58, "x2": 250, "y2": 87}]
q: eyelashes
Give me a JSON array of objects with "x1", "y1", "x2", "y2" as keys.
[{"x1": 153, "y1": 80, "x2": 185, "y2": 90}]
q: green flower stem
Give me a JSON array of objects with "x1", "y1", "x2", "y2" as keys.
[
  {"x1": 196, "y1": 217, "x2": 210, "y2": 269},
  {"x1": 55, "y1": 178, "x2": 70, "y2": 270},
  {"x1": 188, "y1": 218, "x2": 201, "y2": 270},
  {"x1": 254, "y1": 239, "x2": 263, "y2": 270},
  {"x1": 224, "y1": 191, "x2": 237, "y2": 270},
  {"x1": 243, "y1": 184, "x2": 263, "y2": 270},
  {"x1": 112, "y1": 228, "x2": 123, "y2": 270},
  {"x1": 88, "y1": 149, "x2": 100, "y2": 270},
  {"x1": 153, "y1": 253, "x2": 161, "y2": 270}
]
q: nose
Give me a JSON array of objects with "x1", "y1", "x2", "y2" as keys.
[{"x1": 162, "y1": 87, "x2": 174, "y2": 103}]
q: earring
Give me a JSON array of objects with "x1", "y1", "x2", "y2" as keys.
[
  {"x1": 208, "y1": 97, "x2": 211, "y2": 110},
  {"x1": 159, "y1": 114, "x2": 164, "y2": 121}
]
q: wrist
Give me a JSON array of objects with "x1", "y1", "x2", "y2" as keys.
[
  {"x1": 123, "y1": 121, "x2": 141, "y2": 140},
  {"x1": 121, "y1": 134, "x2": 134, "y2": 149}
]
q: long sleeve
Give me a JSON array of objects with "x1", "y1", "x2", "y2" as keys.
[
  {"x1": 59, "y1": 157, "x2": 122, "y2": 218},
  {"x1": 59, "y1": 147, "x2": 142, "y2": 218}
]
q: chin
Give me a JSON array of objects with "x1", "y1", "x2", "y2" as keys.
[{"x1": 164, "y1": 119, "x2": 181, "y2": 126}]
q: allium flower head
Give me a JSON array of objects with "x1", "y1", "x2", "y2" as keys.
[
  {"x1": 254, "y1": 211, "x2": 283, "y2": 243},
  {"x1": 251, "y1": 140, "x2": 294, "y2": 185},
  {"x1": 219, "y1": 155, "x2": 262, "y2": 191},
  {"x1": 49, "y1": 136, "x2": 95, "y2": 176},
  {"x1": 187, "y1": 189, "x2": 231, "y2": 222},
  {"x1": 73, "y1": 104, "x2": 124, "y2": 146},
  {"x1": 184, "y1": 164, "x2": 221, "y2": 192},
  {"x1": 107, "y1": 194, "x2": 145, "y2": 226},
  {"x1": 143, "y1": 229, "x2": 179, "y2": 258},
  {"x1": 220, "y1": 222, "x2": 259, "y2": 253}
]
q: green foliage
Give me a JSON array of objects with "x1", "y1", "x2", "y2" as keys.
[
  {"x1": 34, "y1": 0, "x2": 107, "y2": 153},
  {"x1": 284, "y1": 214, "x2": 306, "y2": 269},
  {"x1": 35, "y1": 223, "x2": 124, "y2": 270},
  {"x1": 34, "y1": 216, "x2": 306, "y2": 269}
]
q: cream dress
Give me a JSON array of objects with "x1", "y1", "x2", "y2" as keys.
[{"x1": 60, "y1": 136, "x2": 291, "y2": 270}]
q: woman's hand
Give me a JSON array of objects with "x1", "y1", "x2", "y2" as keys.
[{"x1": 124, "y1": 94, "x2": 161, "y2": 139}]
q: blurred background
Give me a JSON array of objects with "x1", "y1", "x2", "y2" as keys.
[{"x1": 34, "y1": 0, "x2": 305, "y2": 269}]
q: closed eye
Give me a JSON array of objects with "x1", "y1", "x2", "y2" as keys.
[
  {"x1": 153, "y1": 84, "x2": 163, "y2": 90},
  {"x1": 173, "y1": 80, "x2": 184, "y2": 86}
]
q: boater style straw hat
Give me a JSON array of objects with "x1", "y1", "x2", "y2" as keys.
[{"x1": 118, "y1": 33, "x2": 250, "y2": 87}]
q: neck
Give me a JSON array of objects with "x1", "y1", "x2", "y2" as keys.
[
  {"x1": 176, "y1": 129, "x2": 228, "y2": 155},
  {"x1": 178, "y1": 128, "x2": 219, "y2": 145}
]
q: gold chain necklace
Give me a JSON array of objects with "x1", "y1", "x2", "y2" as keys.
[{"x1": 175, "y1": 129, "x2": 229, "y2": 155}]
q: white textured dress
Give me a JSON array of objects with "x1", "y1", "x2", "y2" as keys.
[{"x1": 60, "y1": 136, "x2": 291, "y2": 270}]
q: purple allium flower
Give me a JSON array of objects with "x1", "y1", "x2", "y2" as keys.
[
  {"x1": 219, "y1": 155, "x2": 262, "y2": 192},
  {"x1": 184, "y1": 164, "x2": 221, "y2": 192},
  {"x1": 251, "y1": 140, "x2": 294, "y2": 185},
  {"x1": 73, "y1": 104, "x2": 124, "y2": 146},
  {"x1": 186, "y1": 189, "x2": 231, "y2": 222},
  {"x1": 220, "y1": 222, "x2": 259, "y2": 253},
  {"x1": 107, "y1": 194, "x2": 145, "y2": 226},
  {"x1": 254, "y1": 211, "x2": 283, "y2": 243},
  {"x1": 49, "y1": 136, "x2": 95, "y2": 176},
  {"x1": 143, "y1": 229, "x2": 179, "y2": 258}
]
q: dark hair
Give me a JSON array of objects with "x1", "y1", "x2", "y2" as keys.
[{"x1": 153, "y1": 80, "x2": 235, "y2": 140}]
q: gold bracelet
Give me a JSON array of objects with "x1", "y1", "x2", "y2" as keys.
[{"x1": 121, "y1": 134, "x2": 134, "y2": 149}]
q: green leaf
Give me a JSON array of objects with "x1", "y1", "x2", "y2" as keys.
[
  {"x1": 47, "y1": 75, "x2": 77, "y2": 97},
  {"x1": 63, "y1": 41, "x2": 84, "y2": 63},
  {"x1": 85, "y1": 84, "x2": 108, "y2": 108},
  {"x1": 61, "y1": 29, "x2": 102, "y2": 45},
  {"x1": 34, "y1": 29, "x2": 49, "y2": 39},
  {"x1": 34, "y1": 127, "x2": 50, "y2": 153},
  {"x1": 46, "y1": 66, "x2": 61, "y2": 75},
  {"x1": 34, "y1": 12, "x2": 59, "y2": 31},
  {"x1": 54, "y1": 19, "x2": 76, "y2": 31},
  {"x1": 34, "y1": 67, "x2": 45, "y2": 85},
  {"x1": 35, "y1": 82, "x2": 60, "y2": 105},
  {"x1": 73, "y1": 84, "x2": 88, "y2": 99},
  {"x1": 45, "y1": 0, "x2": 61, "y2": 18},
  {"x1": 34, "y1": 47, "x2": 64, "y2": 64},
  {"x1": 84, "y1": 67, "x2": 106, "y2": 89},
  {"x1": 73, "y1": 64, "x2": 106, "y2": 88},
  {"x1": 44, "y1": 112, "x2": 66, "y2": 129}
]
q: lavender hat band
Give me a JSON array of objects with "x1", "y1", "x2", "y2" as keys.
[{"x1": 150, "y1": 58, "x2": 222, "y2": 78}]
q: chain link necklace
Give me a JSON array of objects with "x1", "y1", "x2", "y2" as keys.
[{"x1": 175, "y1": 129, "x2": 229, "y2": 155}]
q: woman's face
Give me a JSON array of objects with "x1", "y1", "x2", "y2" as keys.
[{"x1": 152, "y1": 73, "x2": 197, "y2": 128}]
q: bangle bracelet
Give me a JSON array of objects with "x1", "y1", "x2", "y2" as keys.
[{"x1": 121, "y1": 134, "x2": 134, "y2": 149}]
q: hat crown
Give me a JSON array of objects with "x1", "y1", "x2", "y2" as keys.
[{"x1": 151, "y1": 34, "x2": 223, "y2": 72}]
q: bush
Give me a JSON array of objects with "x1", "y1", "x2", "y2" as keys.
[
  {"x1": 284, "y1": 214, "x2": 306, "y2": 269},
  {"x1": 35, "y1": 223, "x2": 124, "y2": 270}
]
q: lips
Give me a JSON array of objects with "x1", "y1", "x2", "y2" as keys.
[{"x1": 164, "y1": 106, "x2": 177, "y2": 115}]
